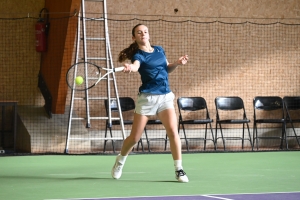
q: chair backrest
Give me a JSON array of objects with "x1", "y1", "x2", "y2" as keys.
[
  {"x1": 253, "y1": 96, "x2": 283, "y2": 111},
  {"x1": 283, "y1": 96, "x2": 300, "y2": 110},
  {"x1": 177, "y1": 97, "x2": 207, "y2": 111},
  {"x1": 215, "y1": 96, "x2": 244, "y2": 111},
  {"x1": 105, "y1": 97, "x2": 135, "y2": 112}
]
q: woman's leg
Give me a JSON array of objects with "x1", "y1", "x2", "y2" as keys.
[
  {"x1": 120, "y1": 113, "x2": 149, "y2": 156},
  {"x1": 158, "y1": 108, "x2": 189, "y2": 183},
  {"x1": 111, "y1": 113, "x2": 148, "y2": 179},
  {"x1": 157, "y1": 108, "x2": 181, "y2": 160}
]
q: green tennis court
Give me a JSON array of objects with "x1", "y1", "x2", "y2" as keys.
[
  {"x1": 1, "y1": 1, "x2": 300, "y2": 200},
  {"x1": 1, "y1": 151, "x2": 300, "y2": 200}
]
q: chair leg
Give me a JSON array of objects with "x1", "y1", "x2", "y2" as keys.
[
  {"x1": 164, "y1": 134, "x2": 168, "y2": 151},
  {"x1": 284, "y1": 123, "x2": 288, "y2": 150},
  {"x1": 209, "y1": 123, "x2": 216, "y2": 150},
  {"x1": 254, "y1": 123, "x2": 259, "y2": 150},
  {"x1": 144, "y1": 127, "x2": 151, "y2": 152},
  {"x1": 215, "y1": 123, "x2": 218, "y2": 150},
  {"x1": 290, "y1": 121, "x2": 300, "y2": 147},
  {"x1": 253, "y1": 123, "x2": 255, "y2": 150},
  {"x1": 246, "y1": 123, "x2": 253, "y2": 151},
  {"x1": 297, "y1": 137, "x2": 300, "y2": 147},
  {"x1": 294, "y1": 132, "x2": 300, "y2": 147},
  {"x1": 136, "y1": 138, "x2": 144, "y2": 152},
  {"x1": 140, "y1": 138, "x2": 145, "y2": 152},
  {"x1": 181, "y1": 123, "x2": 189, "y2": 151},
  {"x1": 219, "y1": 124, "x2": 226, "y2": 151},
  {"x1": 204, "y1": 124, "x2": 207, "y2": 150},
  {"x1": 136, "y1": 140, "x2": 139, "y2": 151},
  {"x1": 103, "y1": 125, "x2": 108, "y2": 152},
  {"x1": 279, "y1": 123, "x2": 284, "y2": 149},
  {"x1": 242, "y1": 123, "x2": 245, "y2": 149},
  {"x1": 109, "y1": 127, "x2": 115, "y2": 153}
]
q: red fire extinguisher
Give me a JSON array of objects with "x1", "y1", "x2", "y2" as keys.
[{"x1": 35, "y1": 8, "x2": 49, "y2": 52}]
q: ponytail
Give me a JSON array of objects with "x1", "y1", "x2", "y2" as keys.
[{"x1": 118, "y1": 42, "x2": 139, "y2": 63}]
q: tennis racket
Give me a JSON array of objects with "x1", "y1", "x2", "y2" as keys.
[{"x1": 66, "y1": 62, "x2": 124, "y2": 91}]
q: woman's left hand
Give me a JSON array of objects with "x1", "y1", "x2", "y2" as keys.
[{"x1": 178, "y1": 55, "x2": 189, "y2": 65}]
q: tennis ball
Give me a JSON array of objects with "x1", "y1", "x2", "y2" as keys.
[{"x1": 75, "y1": 76, "x2": 84, "y2": 85}]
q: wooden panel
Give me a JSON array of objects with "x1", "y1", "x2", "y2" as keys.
[{"x1": 40, "y1": 0, "x2": 81, "y2": 114}]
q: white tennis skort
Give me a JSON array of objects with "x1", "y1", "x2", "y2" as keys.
[{"x1": 135, "y1": 92, "x2": 175, "y2": 116}]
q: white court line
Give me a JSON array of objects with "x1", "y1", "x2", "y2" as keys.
[
  {"x1": 48, "y1": 174, "x2": 86, "y2": 176},
  {"x1": 202, "y1": 195, "x2": 233, "y2": 200},
  {"x1": 44, "y1": 191, "x2": 300, "y2": 200},
  {"x1": 48, "y1": 172, "x2": 146, "y2": 176}
]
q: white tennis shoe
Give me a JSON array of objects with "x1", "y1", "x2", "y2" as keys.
[
  {"x1": 175, "y1": 169, "x2": 189, "y2": 183},
  {"x1": 111, "y1": 157, "x2": 124, "y2": 179}
]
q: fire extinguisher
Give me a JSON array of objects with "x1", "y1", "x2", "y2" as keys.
[{"x1": 35, "y1": 8, "x2": 50, "y2": 52}]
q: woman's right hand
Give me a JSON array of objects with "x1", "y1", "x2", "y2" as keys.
[{"x1": 123, "y1": 63, "x2": 132, "y2": 73}]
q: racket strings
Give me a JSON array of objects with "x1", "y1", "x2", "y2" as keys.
[{"x1": 67, "y1": 62, "x2": 102, "y2": 91}]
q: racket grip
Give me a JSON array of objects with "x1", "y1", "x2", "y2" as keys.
[{"x1": 114, "y1": 67, "x2": 125, "y2": 72}]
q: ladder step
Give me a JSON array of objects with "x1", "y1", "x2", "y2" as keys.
[
  {"x1": 86, "y1": 37, "x2": 105, "y2": 41},
  {"x1": 74, "y1": 97, "x2": 117, "y2": 100},
  {"x1": 69, "y1": 137, "x2": 123, "y2": 140},
  {"x1": 86, "y1": 57, "x2": 107, "y2": 60},
  {"x1": 90, "y1": 117, "x2": 120, "y2": 120},
  {"x1": 84, "y1": 0, "x2": 104, "y2": 2},
  {"x1": 74, "y1": 97, "x2": 85, "y2": 100},
  {"x1": 73, "y1": 97, "x2": 113, "y2": 101},
  {"x1": 88, "y1": 97, "x2": 111, "y2": 100},
  {"x1": 84, "y1": 18, "x2": 105, "y2": 21},
  {"x1": 71, "y1": 117, "x2": 120, "y2": 120}
]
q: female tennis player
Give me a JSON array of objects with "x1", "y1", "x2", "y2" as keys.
[{"x1": 111, "y1": 24, "x2": 189, "y2": 183}]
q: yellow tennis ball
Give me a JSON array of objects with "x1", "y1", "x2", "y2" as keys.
[{"x1": 75, "y1": 76, "x2": 84, "y2": 85}]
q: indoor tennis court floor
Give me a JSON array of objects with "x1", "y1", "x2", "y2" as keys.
[{"x1": 1, "y1": 152, "x2": 300, "y2": 200}]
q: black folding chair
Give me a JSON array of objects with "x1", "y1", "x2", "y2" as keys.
[
  {"x1": 104, "y1": 97, "x2": 144, "y2": 152},
  {"x1": 283, "y1": 96, "x2": 300, "y2": 148},
  {"x1": 253, "y1": 96, "x2": 287, "y2": 150},
  {"x1": 177, "y1": 97, "x2": 215, "y2": 151},
  {"x1": 215, "y1": 96, "x2": 253, "y2": 151}
]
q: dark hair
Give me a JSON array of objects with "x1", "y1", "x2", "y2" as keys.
[{"x1": 118, "y1": 24, "x2": 143, "y2": 63}]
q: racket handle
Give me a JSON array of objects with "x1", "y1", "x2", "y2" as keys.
[{"x1": 114, "y1": 67, "x2": 125, "y2": 72}]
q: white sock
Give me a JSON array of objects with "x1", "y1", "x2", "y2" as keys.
[
  {"x1": 117, "y1": 154, "x2": 127, "y2": 165},
  {"x1": 174, "y1": 160, "x2": 183, "y2": 171}
]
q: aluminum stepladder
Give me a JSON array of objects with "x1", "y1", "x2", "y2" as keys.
[{"x1": 65, "y1": 0, "x2": 126, "y2": 154}]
